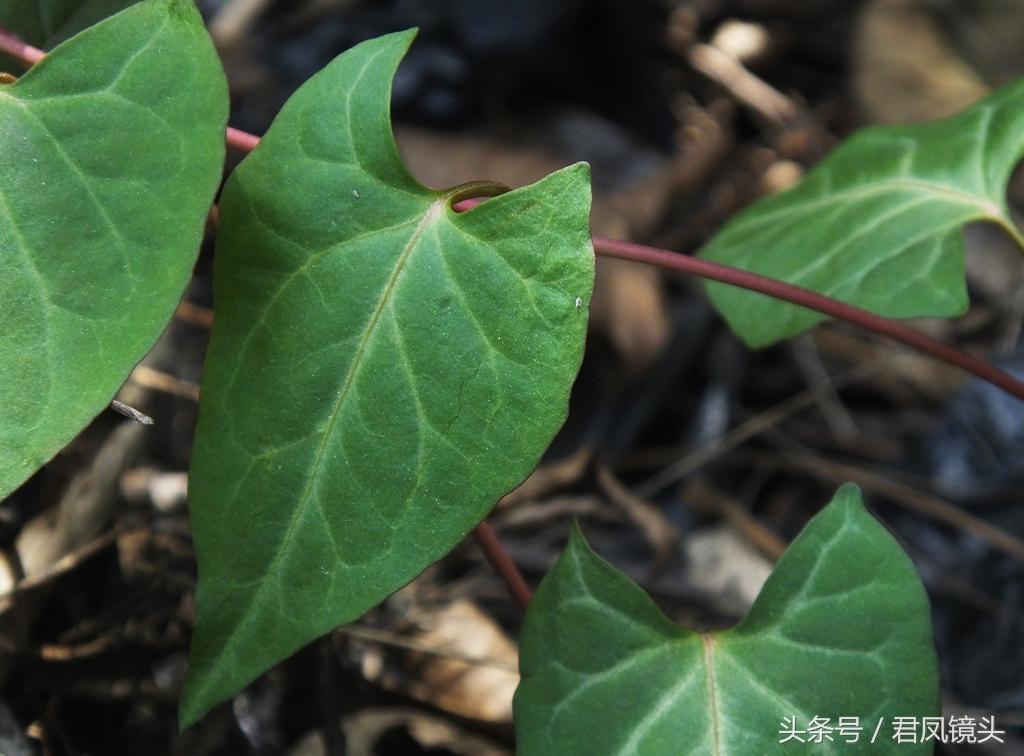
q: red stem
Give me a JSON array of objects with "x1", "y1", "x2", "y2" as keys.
[
  {"x1": 594, "y1": 238, "x2": 1024, "y2": 401},
  {"x1": 7, "y1": 29, "x2": 1024, "y2": 400},
  {"x1": 0, "y1": 24, "x2": 44, "y2": 65},
  {"x1": 472, "y1": 523, "x2": 533, "y2": 611},
  {"x1": 9, "y1": 26, "x2": 1024, "y2": 611},
  {"x1": 226, "y1": 126, "x2": 261, "y2": 152}
]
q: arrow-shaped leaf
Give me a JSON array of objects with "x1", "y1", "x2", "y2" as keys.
[
  {"x1": 0, "y1": 0, "x2": 227, "y2": 497},
  {"x1": 700, "y1": 79, "x2": 1024, "y2": 347},
  {"x1": 182, "y1": 30, "x2": 594, "y2": 727},
  {"x1": 515, "y1": 485, "x2": 939, "y2": 755}
]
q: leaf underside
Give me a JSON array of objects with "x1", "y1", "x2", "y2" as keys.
[
  {"x1": 182, "y1": 30, "x2": 594, "y2": 727},
  {"x1": 514, "y1": 485, "x2": 939, "y2": 755},
  {"x1": 0, "y1": 0, "x2": 227, "y2": 498},
  {"x1": 700, "y1": 78, "x2": 1024, "y2": 347}
]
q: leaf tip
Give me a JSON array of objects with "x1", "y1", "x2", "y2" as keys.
[
  {"x1": 567, "y1": 519, "x2": 588, "y2": 548},
  {"x1": 177, "y1": 659, "x2": 231, "y2": 733},
  {"x1": 379, "y1": 26, "x2": 419, "y2": 51},
  {"x1": 552, "y1": 161, "x2": 593, "y2": 197},
  {"x1": 819, "y1": 483, "x2": 872, "y2": 530},
  {"x1": 563, "y1": 520, "x2": 602, "y2": 573},
  {"x1": 832, "y1": 481, "x2": 864, "y2": 508},
  {"x1": 177, "y1": 692, "x2": 206, "y2": 734},
  {"x1": 177, "y1": 649, "x2": 225, "y2": 732},
  {"x1": 564, "y1": 160, "x2": 591, "y2": 179}
]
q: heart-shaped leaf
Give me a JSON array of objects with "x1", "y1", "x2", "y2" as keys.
[
  {"x1": 182, "y1": 29, "x2": 594, "y2": 727},
  {"x1": 0, "y1": 0, "x2": 227, "y2": 497},
  {"x1": 515, "y1": 485, "x2": 939, "y2": 755},
  {"x1": 700, "y1": 79, "x2": 1024, "y2": 347}
]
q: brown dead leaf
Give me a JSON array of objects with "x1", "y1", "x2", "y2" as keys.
[
  {"x1": 854, "y1": 0, "x2": 990, "y2": 124},
  {"x1": 407, "y1": 601, "x2": 519, "y2": 724},
  {"x1": 589, "y1": 258, "x2": 672, "y2": 374},
  {"x1": 289, "y1": 708, "x2": 510, "y2": 756}
]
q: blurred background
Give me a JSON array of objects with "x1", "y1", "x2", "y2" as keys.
[{"x1": 2, "y1": 0, "x2": 1024, "y2": 753}]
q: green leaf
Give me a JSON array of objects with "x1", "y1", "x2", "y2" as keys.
[
  {"x1": 700, "y1": 78, "x2": 1024, "y2": 347},
  {"x1": 515, "y1": 485, "x2": 939, "y2": 755},
  {"x1": 0, "y1": 0, "x2": 227, "y2": 497},
  {"x1": 182, "y1": 29, "x2": 594, "y2": 728},
  {"x1": 0, "y1": 0, "x2": 139, "y2": 51}
]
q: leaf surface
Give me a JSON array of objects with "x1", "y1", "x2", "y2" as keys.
[
  {"x1": 0, "y1": 0, "x2": 227, "y2": 497},
  {"x1": 515, "y1": 485, "x2": 939, "y2": 755},
  {"x1": 700, "y1": 79, "x2": 1024, "y2": 346},
  {"x1": 182, "y1": 30, "x2": 594, "y2": 727}
]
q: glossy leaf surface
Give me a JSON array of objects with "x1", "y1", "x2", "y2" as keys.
[
  {"x1": 700, "y1": 79, "x2": 1024, "y2": 346},
  {"x1": 0, "y1": 0, "x2": 227, "y2": 497},
  {"x1": 515, "y1": 485, "x2": 939, "y2": 755},
  {"x1": 183, "y1": 30, "x2": 594, "y2": 727}
]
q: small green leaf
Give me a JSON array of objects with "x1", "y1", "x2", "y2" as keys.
[
  {"x1": 182, "y1": 29, "x2": 594, "y2": 728},
  {"x1": 0, "y1": 0, "x2": 227, "y2": 497},
  {"x1": 700, "y1": 79, "x2": 1024, "y2": 347},
  {"x1": 0, "y1": 0, "x2": 139, "y2": 51},
  {"x1": 515, "y1": 485, "x2": 939, "y2": 755}
]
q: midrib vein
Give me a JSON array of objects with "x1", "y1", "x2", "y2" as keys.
[
  {"x1": 201, "y1": 198, "x2": 445, "y2": 692},
  {"x1": 703, "y1": 635, "x2": 724, "y2": 756},
  {"x1": 736, "y1": 177, "x2": 1008, "y2": 233},
  {"x1": 294, "y1": 208, "x2": 434, "y2": 501}
]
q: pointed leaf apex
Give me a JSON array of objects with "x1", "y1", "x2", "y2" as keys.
[
  {"x1": 566, "y1": 520, "x2": 591, "y2": 552},
  {"x1": 831, "y1": 482, "x2": 865, "y2": 511}
]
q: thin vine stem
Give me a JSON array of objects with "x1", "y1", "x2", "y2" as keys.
[
  {"x1": 0, "y1": 25, "x2": 43, "y2": 65},
  {"x1": 210, "y1": 131, "x2": 1024, "y2": 403},
  {"x1": 4, "y1": 28, "x2": 1023, "y2": 399},
  {"x1": 473, "y1": 522, "x2": 533, "y2": 611},
  {"x1": 7, "y1": 25, "x2": 1024, "y2": 614},
  {"x1": 594, "y1": 238, "x2": 1024, "y2": 401},
  {"x1": 226, "y1": 126, "x2": 260, "y2": 152}
]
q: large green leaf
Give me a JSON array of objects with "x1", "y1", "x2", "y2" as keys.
[
  {"x1": 0, "y1": 0, "x2": 139, "y2": 50},
  {"x1": 515, "y1": 485, "x2": 939, "y2": 755},
  {"x1": 700, "y1": 78, "x2": 1024, "y2": 347},
  {"x1": 0, "y1": 0, "x2": 227, "y2": 497},
  {"x1": 182, "y1": 29, "x2": 594, "y2": 728}
]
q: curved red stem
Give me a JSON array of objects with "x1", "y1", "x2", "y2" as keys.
[
  {"x1": 594, "y1": 237, "x2": 1024, "y2": 401},
  {"x1": 8, "y1": 26, "x2": 1024, "y2": 615},
  {"x1": 6, "y1": 28, "x2": 1020, "y2": 401}
]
